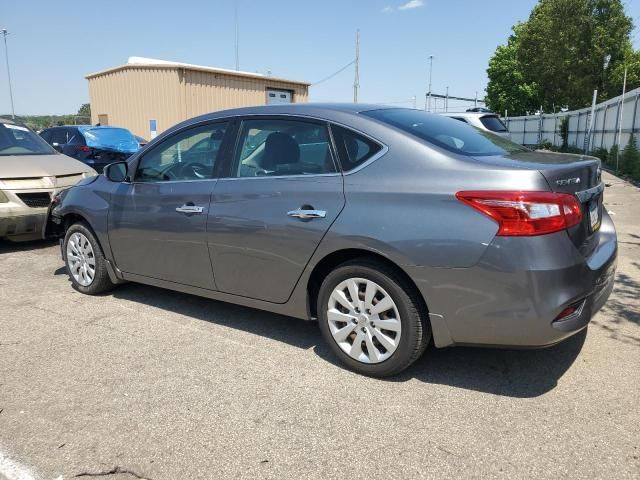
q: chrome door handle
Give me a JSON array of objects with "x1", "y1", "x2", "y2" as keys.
[
  {"x1": 176, "y1": 204, "x2": 204, "y2": 214},
  {"x1": 287, "y1": 208, "x2": 327, "y2": 220}
]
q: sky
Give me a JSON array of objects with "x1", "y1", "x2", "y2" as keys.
[{"x1": 2, "y1": 0, "x2": 639, "y2": 115}]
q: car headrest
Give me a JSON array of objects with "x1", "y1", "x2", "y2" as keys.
[
  {"x1": 343, "y1": 135, "x2": 359, "y2": 164},
  {"x1": 262, "y1": 132, "x2": 300, "y2": 169},
  {"x1": 210, "y1": 129, "x2": 225, "y2": 141}
]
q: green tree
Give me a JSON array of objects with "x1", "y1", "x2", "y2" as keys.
[
  {"x1": 622, "y1": 134, "x2": 640, "y2": 176},
  {"x1": 486, "y1": 0, "x2": 637, "y2": 115},
  {"x1": 485, "y1": 24, "x2": 539, "y2": 115},
  {"x1": 77, "y1": 103, "x2": 91, "y2": 118}
]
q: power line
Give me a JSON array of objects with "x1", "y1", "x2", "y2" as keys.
[
  {"x1": 310, "y1": 59, "x2": 356, "y2": 86},
  {"x1": 353, "y1": 30, "x2": 360, "y2": 103}
]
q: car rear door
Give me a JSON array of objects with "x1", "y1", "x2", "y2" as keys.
[
  {"x1": 108, "y1": 121, "x2": 231, "y2": 290},
  {"x1": 207, "y1": 116, "x2": 345, "y2": 303}
]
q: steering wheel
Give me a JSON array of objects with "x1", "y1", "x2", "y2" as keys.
[{"x1": 178, "y1": 162, "x2": 210, "y2": 179}]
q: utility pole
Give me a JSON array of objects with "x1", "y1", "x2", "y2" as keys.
[
  {"x1": 1, "y1": 29, "x2": 15, "y2": 119},
  {"x1": 234, "y1": 0, "x2": 239, "y2": 70},
  {"x1": 445, "y1": 86, "x2": 449, "y2": 112},
  {"x1": 585, "y1": 89, "x2": 598, "y2": 154},
  {"x1": 425, "y1": 55, "x2": 433, "y2": 111},
  {"x1": 616, "y1": 66, "x2": 627, "y2": 173},
  {"x1": 353, "y1": 29, "x2": 360, "y2": 103}
]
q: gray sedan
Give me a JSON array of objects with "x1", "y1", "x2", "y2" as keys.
[{"x1": 49, "y1": 104, "x2": 617, "y2": 377}]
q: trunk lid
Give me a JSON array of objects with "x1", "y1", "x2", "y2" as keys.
[{"x1": 473, "y1": 150, "x2": 603, "y2": 256}]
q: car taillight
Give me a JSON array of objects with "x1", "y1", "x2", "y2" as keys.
[
  {"x1": 455, "y1": 191, "x2": 582, "y2": 236},
  {"x1": 77, "y1": 146, "x2": 91, "y2": 152}
]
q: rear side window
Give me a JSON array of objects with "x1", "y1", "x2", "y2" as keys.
[
  {"x1": 235, "y1": 118, "x2": 336, "y2": 177},
  {"x1": 479, "y1": 115, "x2": 508, "y2": 133},
  {"x1": 50, "y1": 128, "x2": 70, "y2": 145},
  {"x1": 363, "y1": 108, "x2": 526, "y2": 156},
  {"x1": 40, "y1": 130, "x2": 52, "y2": 143},
  {"x1": 331, "y1": 125, "x2": 382, "y2": 171}
]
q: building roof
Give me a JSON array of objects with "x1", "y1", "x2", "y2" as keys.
[{"x1": 85, "y1": 56, "x2": 310, "y2": 86}]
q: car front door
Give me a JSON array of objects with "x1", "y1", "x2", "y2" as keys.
[
  {"x1": 108, "y1": 121, "x2": 231, "y2": 289},
  {"x1": 207, "y1": 116, "x2": 345, "y2": 303}
]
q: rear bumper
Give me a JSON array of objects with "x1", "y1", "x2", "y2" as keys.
[{"x1": 407, "y1": 211, "x2": 617, "y2": 348}]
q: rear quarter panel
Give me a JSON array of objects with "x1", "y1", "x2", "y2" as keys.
[{"x1": 324, "y1": 136, "x2": 549, "y2": 269}]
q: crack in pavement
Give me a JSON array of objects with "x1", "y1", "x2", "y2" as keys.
[{"x1": 73, "y1": 466, "x2": 151, "y2": 479}]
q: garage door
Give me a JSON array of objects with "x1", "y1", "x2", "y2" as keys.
[{"x1": 267, "y1": 89, "x2": 292, "y2": 105}]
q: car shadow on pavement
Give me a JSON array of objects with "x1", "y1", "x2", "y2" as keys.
[
  {"x1": 112, "y1": 283, "x2": 321, "y2": 350},
  {"x1": 602, "y1": 269, "x2": 640, "y2": 326},
  {"x1": 391, "y1": 329, "x2": 587, "y2": 398},
  {"x1": 112, "y1": 282, "x2": 586, "y2": 399},
  {"x1": 0, "y1": 238, "x2": 58, "y2": 254}
]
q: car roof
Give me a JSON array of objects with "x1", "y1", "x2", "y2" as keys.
[
  {"x1": 0, "y1": 117, "x2": 29, "y2": 127},
  {"x1": 167, "y1": 103, "x2": 405, "y2": 134},
  {"x1": 439, "y1": 112, "x2": 498, "y2": 118},
  {"x1": 187, "y1": 102, "x2": 398, "y2": 122},
  {"x1": 43, "y1": 125, "x2": 130, "y2": 130}
]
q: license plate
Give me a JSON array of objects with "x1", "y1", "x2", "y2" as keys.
[{"x1": 589, "y1": 200, "x2": 600, "y2": 231}]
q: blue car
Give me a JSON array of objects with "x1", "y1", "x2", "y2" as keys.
[{"x1": 40, "y1": 125, "x2": 139, "y2": 173}]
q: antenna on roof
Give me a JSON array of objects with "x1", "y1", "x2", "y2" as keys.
[
  {"x1": 353, "y1": 29, "x2": 360, "y2": 103},
  {"x1": 234, "y1": 0, "x2": 240, "y2": 70}
]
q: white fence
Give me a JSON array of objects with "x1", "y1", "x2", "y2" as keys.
[{"x1": 505, "y1": 87, "x2": 640, "y2": 151}]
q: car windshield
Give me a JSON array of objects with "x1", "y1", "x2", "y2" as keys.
[
  {"x1": 0, "y1": 122, "x2": 56, "y2": 156},
  {"x1": 363, "y1": 108, "x2": 527, "y2": 156},
  {"x1": 80, "y1": 127, "x2": 139, "y2": 153}
]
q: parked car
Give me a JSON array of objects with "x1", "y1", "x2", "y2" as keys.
[
  {"x1": 440, "y1": 111, "x2": 511, "y2": 139},
  {"x1": 135, "y1": 136, "x2": 148, "y2": 148},
  {"x1": 49, "y1": 104, "x2": 616, "y2": 377},
  {"x1": 39, "y1": 125, "x2": 139, "y2": 173},
  {"x1": 0, "y1": 118, "x2": 96, "y2": 241}
]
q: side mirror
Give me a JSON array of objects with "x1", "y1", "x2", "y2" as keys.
[
  {"x1": 52, "y1": 142, "x2": 63, "y2": 152},
  {"x1": 104, "y1": 161, "x2": 129, "y2": 182}
]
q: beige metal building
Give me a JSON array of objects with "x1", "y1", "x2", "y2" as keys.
[{"x1": 86, "y1": 57, "x2": 310, "y2": 139}]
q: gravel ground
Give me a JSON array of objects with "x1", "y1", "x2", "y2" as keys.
[{"x1": 0, "y1": 171, "x2": 638, "y2": 480}]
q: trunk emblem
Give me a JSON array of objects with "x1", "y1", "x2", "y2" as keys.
[{"x1": 556, "y1": 177, "x2": 581, "y2": 186}]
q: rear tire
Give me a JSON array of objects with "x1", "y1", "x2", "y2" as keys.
[
  {"x1": 63, "y1": 222, "x2": 115, "y2": 295},
  {"x1": 317, "y1": 258, "x2": 431, "y2": 377}
]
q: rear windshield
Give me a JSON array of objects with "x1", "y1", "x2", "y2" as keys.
[
  {"x1": 0, "y1": 123, "x2": 56, "y2": 156},
  {"x1": 480, "y1": 115, "x2": 508, "y2": 132},
  {"x1": 80, "y1": 127, "x2": 139, "y2": 153},
  {"x1": 363, "y1": 108, "x2": 527, "y2": 156}
]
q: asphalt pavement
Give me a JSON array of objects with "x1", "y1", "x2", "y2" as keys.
[{"x1": 0, "y1": 171, "x2": 638, "y2": 480}]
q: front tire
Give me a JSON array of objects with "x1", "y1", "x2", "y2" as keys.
[
  {"x1": 317, "y1": 258, "x2": 431, "y2": 377},
  {"x1": 63, "y1": 223, "x2": 114, "y2": 295}
]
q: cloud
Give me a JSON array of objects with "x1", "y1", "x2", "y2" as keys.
[
  {"x1": 381, "y1": 5, "x2": 394, "y2": 13},
  {"x1": 398, "y1": 0, "x2": 424, "y2": 10}
]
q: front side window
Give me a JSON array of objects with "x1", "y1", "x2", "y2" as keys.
[
  {"x1": 135, "y1": 122, "x2": 228, "y2": 182},
  {"x1": 363, "y1": 108, "x2": 527, "y2": 156},
  {"x1": 50, "y1": 128, "x2": 70, "y2": 145},
  {"x1": 235, "y1": 119, "x2": 336, "y2": 177},
  {"x1": 331, "y1": 125, "x2": 382, "y2": 171}
]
